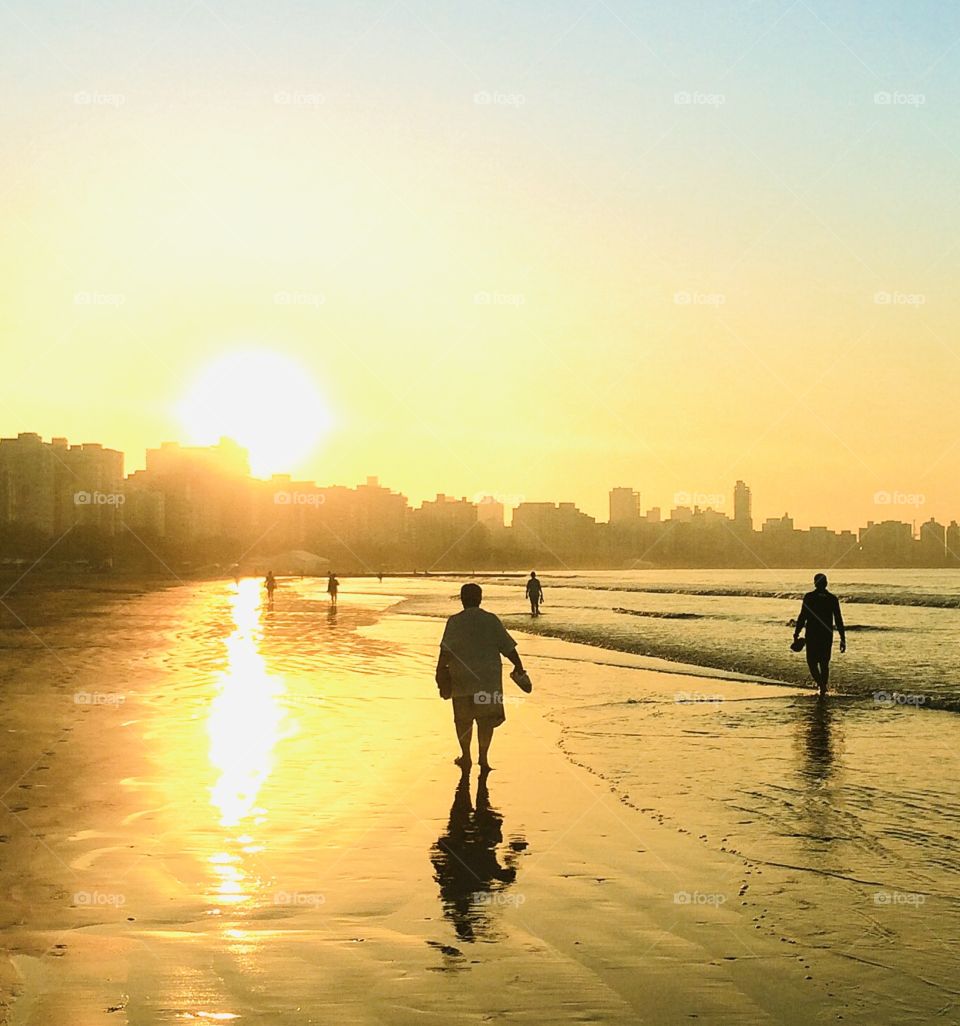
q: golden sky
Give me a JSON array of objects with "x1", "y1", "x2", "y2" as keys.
[{"x1": 2, "y1": 1, "x2": 959, "y2": 528}]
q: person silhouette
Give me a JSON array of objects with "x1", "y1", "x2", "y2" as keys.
[
  {"x1": 327, "y1": 571, "x2": 339, "y2": 607},
  {"x1": 525, "y1": 571, "x2": 543, "y2": 616},
  {"x1": 436, "y1": 583, "x2": 528, "y2": 770},
  {"x1": 429, "y1": 768, "x2": 525, "y2": 943},
  {"x1": 793, "y1": 573, "x2": 846, "y2": 697},
  {"x1": 264, "y1": 570, "x2": 277, "y2": 608}
]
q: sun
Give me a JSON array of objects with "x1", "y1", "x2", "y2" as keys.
[{"x1": 176, "y1": 349, "x2": 333, "y2": 477}]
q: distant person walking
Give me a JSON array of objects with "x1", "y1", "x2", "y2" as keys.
[
  {"x1": 793, "y1": 573, "x2": 846, "y2": 697},
  {"x1": 436, "y1": 583, "x2": 530, "y2": 771},
  {"x1": 525, "y1": 571, "x2": 543, "y2": 616},
  {"x1": 327, "y1": 571, "x2": 339, "y2": 607},
  {"x1": 264, "y1": 570, "x2": 277, "y2": 606}
]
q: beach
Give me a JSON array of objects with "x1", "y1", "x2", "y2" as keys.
[{"x1": 0, "y1": 576, "x2": 956, "y2": 1025}]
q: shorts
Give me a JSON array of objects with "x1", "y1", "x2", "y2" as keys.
[
  {"x1": 805, "y1": 635, "x2": 833, "y2": 661},
  {"x1": 452, "y1": 692, "x2": 506, "y2": 728}
]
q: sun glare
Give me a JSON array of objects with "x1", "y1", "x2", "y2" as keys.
[{"x1": 177, "y1": 350, "x2": 332, "y2": 477}]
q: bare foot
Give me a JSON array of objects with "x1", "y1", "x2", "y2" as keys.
[
  {"x1": 454, "y1": 756, "x2": 472, "y2": 769},
  {"x1": 478, "y1": 761, "x2": 493, "y2": 773}
]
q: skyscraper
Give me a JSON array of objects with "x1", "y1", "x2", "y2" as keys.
[
  {"x1": 609, "y1": 487, "x2": 641, "y2": 524},
  {"x1": 734, "y1": 480, "x2": 752, "y2": 530}
]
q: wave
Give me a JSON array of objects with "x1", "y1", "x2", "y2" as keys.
[
  {"x1": 546, "y1": 582, "x2": 960, "y2": 609},
  {"x1": 613, "y1": 607, "x2": 702, "y2": 620},
  {"x1": 502, "y1": 618, "x2": 960, "y2": 714}
]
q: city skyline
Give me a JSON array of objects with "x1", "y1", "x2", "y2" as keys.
[
  {"x1": 1, "y1": 429, "x2": 952, "y2": 545},
  {"x1": 4, "y1": 3, "x2": 960, "y2": 534}
]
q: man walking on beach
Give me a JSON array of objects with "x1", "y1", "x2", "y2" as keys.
[
  {"x1": 327, "y1": 572, "x2": 339, "y2": 607},
  {"x1": 525, "y1": 571, "x2": 543, "y2": 616},
  {"x1": 437, "y1": 583, "x2": 528, "y2": 771},
  {"x1": 793, "y1": 573, "x2": 846, "y2": 697}
]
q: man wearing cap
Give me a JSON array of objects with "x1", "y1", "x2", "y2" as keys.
[
  {"x1": 793, "y1": 573, "x2": 846, "y2": 697},
  {"x1": 436, "y1": 583, "x2": 529, "y2": 771}
]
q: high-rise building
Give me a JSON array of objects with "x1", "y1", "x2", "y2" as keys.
[
  {"x1": 609, "y1": 487, "x2": 641, "y2": 525},
  {"x1": 734, "y1": 480, "x2": 752, "y2": 530}
]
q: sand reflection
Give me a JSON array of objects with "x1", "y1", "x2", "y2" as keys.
[
  {"x1": 431, "y1": 770, "x2": 527, "y2": 943},
  {"x1": 205, "y1": 580, "x2": 285, "y2": 903}
]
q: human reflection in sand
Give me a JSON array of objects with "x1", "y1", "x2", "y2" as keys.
[
  {"x1": 206, "y1": 579, "x2": 286, "y2": 904},
  {"x1": 795, "y1": 697, "x2": 844, "y2": 856},
  {"x1": 430, "y1": 769, "x2": 527, "y2": 943}
]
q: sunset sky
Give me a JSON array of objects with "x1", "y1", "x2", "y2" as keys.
[{"x1": 2, "y1": 1, "x2": 959, "y2": 528}]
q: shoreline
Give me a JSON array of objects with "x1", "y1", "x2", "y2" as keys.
[{"x1": 0, "y1": 580, "x2": 955, "y2": 1024}]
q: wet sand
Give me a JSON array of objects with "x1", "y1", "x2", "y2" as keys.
[{"x1": 0, "y1": 579, "x2": 951, "y2": 1023}]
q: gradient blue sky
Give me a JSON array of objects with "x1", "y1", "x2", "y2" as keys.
[{"x1": 2, "y1": 0, "x2": 959, "y2": 527}]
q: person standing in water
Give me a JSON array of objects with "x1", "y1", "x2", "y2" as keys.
[
  {"x1": 327, "y1": 571, "x2": 339, "y2": 607},
  {"x1": 436, "y1": 583, "x2": 529, "y2": 771},
  {"x1": 793, "y1": 573, "x2": 846, "y2": 697},
  {"x1": 525, "y1": 571, "x2": 543, "y2": 616},
  {"x1": 264, "y1": 570, "x2": 277, "y2": 607}
]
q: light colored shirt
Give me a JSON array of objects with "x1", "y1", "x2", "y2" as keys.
[{"x1": 440, "y1": 607, "x2": 517, "y2": 699}]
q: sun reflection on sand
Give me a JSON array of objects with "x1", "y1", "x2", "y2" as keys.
[{"x1": 205, "y1": 579, "x2": 286, "y2": 903}]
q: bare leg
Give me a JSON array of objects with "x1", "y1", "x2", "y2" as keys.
[
  {"x1": 477, "y1": 721, "x2": 495, "y2": 770},
  {"x1": 819, "y1": 658, "x2": 830, "y2": 696},
  {"x1": 454, "y1": 715, "x2": 473, "y2": 768}
]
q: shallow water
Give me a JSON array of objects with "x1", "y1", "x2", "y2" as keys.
[{"x1": 395, "y1": 569, "x2": 960, "y2": 708}]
